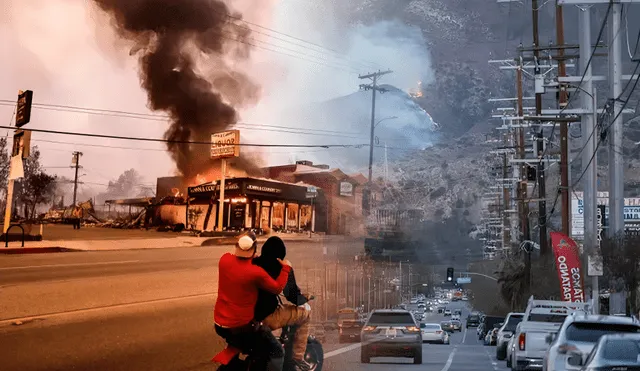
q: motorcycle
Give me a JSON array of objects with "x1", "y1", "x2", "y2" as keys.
[{"x1": 213, "y1": 298, "x2": 324, "y2": 371}]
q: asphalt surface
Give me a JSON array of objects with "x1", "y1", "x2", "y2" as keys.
[
  {"x1": 321, "y1": 301, "x2": 510, "y2": 371},
  {"x1": 0, "y1": 244, "x2": 507, "y2": 370}
]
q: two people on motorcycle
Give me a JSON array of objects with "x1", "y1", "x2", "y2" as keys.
[
  {"x1": 213, "y1": 232, "x2": 311, "y2": 371},
  {"x1": 214, "y1": 232, "x2": 291, "y2": 370},
  {"x1": 253, "y1": 236, "x2": 312, "y2": 371}
]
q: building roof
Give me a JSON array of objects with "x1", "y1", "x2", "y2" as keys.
[{"x1": 105, "y1": 197, "x2": 155, "y2": 206}]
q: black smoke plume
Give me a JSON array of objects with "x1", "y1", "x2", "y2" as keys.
[{"x1": 92, "y1": 0, "x2": 260, "y2": 178}]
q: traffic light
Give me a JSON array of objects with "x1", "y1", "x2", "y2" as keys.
[{"x1": 446, "y1": 267, "x2": 454, "y2": 282}]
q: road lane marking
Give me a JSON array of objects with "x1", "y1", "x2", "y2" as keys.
[
  {"x1": 323, "y1": 340, "x2": 376, "y2": 359},
  {"x1": 0, "y1": 292, "x2": 216, "y2": 326},
  {"x1": 462, "y1": 326, "x2": 468, "y2": 343},
  {"x1": 483, "y1": 346, "x2": 499, "y2": 371},
  {"x1": 0, "y1": 260, "x2": 141, "y2": 271},
  {"x1": 440, "y1": 346, "x2": 458, "y2": 371}
]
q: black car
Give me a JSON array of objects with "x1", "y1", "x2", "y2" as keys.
[{"x1": 466, "y1": 313, "x2": 480, "y2": 328}]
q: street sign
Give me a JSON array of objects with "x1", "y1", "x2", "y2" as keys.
[
  {"x1": 306, "y1": 192, "x2": 317, "y2": 199},
  {"x1": 16, "y1": 90, "x2": 33, "y2": 128},
  {"x1": 306, "y1": 185, "x2": 318, "y2": 198},
  {"x1": 456, "y1": 277, "x2": 471, "y2": 284},
  {"x1": 11, "y1": 129, "x2": 31, "y2": 159},
  {"x1": 210, "y1": 130, "x2": 240, "y2": 159}
]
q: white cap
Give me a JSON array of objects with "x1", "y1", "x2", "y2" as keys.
[{"x1": 237, "y1": 235, "x2": 255, "y2": 251}]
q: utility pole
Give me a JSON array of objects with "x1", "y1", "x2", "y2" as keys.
[
  {"x1": 516, "y1": 62, "x2": 532, "y2": 291},
  {"x1": 556, "y1": 2, "x2": 570, "y2": 236},
  {"x1": 71, "y1": 151, "x2": 83, "y2": 206},
  {"x1": 608, "y1": 2, "x2": 624, "y2": 236},
  {"x1": 531, "y1": 0, "x2": 549, "y2": 255},
  {"x1": 579, "y1": 5, "x2": 599, "y2": 313},
  {"x1": 359, "y1": 69, "x2": 392, "y2": 214}
]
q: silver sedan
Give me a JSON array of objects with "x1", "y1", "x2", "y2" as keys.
[{"x1": 420, "y1": 323, "x2": 449, "y2": 344}]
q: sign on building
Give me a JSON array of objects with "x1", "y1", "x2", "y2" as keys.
[
  {"x1": 339, "y1": 181, "x2": 353, "y2": 197},
  {"x1": 306, "y1": 185, "x2": 317, "y2": 199},
  {"x1": 210, "y1": 130, "x2": 240, "y2": 159},
  {"x1": 571, "y1": 192, "x2": 640, "y2": 239},
  {"x1": 16, "y1": 90, "x2": 33, "y2": 128}
]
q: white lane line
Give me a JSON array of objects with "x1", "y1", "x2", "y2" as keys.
[
  {"x1": 0, "y1": 260, "x2": 141, "y2": 271},
  {"x1": 324, "y1": 340, "x2": 375, "y2": 359},
  {"x1": 462, "y1": 326, "x2": 468, "y2": 343},
  {"x1": 483, "y1": 346, "x2": 499, "y2": 371},
  {"x1": 440, "y1": 346, "x2": 458, "y2": 371}
]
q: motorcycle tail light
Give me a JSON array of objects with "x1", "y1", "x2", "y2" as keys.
[{"x1": 362, "y1": 326, "x2": 377, "y2": 332}]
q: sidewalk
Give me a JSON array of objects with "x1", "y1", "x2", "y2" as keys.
[{"x1": 0, "y1": 234, "x2": 362, "y2": 253}]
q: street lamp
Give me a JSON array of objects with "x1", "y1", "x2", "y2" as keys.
[{"x1": 375, "y1": 115, "x2": 398, "y2": 128}]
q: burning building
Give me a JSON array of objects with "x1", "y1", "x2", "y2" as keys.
[{"x1": 154, "y1": 161, "x2": 367, "y2": 235}]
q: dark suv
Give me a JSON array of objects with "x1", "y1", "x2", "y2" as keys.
[
  {"x1": 360, "y1": 309, "x2": 422, "y2": 364},
  {"x1": 466, "y1": 313, "x2": 481, "y2": 328}
]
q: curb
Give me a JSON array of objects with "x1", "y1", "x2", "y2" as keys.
[
  {"x1": 0, "y1": 247, "x2": 81, "y2": 254},
  {"x1": 199, "y1": 237, "x2": 359, "y2": 247}
]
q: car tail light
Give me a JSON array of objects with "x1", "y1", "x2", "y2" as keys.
[
  {"x1": 518, "y1": 333, "x2": 526, "y2": 351},
  {"x1": 405, "y1": 326, "x2": 420, "y2": 333},
  {"x1": 362, "y1": 326, "x2": 377, "y2": 332},
  {"x1": 436, "y1": 331, "x2": 442, "y2": 334},
  {"x1": 557, "y1": 344, "x2": 579, "y2": 354}
]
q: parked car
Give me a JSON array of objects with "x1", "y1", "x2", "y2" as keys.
[
  {"x1": 495, "y1": 312, "x2": 524, "y2": 360},
  {"x1": 420, "y1": 323, "x2": 449, "y2": 344},
  {"x1": 360, "y1": 309, "x2": 422, "y2": 364},
  {"x1": 479, "y1": 315, "x2": 505, "y2": 340},
  {"x1": 543, "y1": 313, "x2": 640, "y2": 371},
  {"x1": 510, "y1": 297, "x2": 591, "y2": 371},
  {"x1": 574, "y1": 333, "x2": 640, "y2": 370}
]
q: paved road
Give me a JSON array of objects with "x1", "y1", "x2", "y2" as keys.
[
  {"x1": 321, "y1": 301, "x2": 510, "y2": 371},
  {"x1": 0, "y1": 244, "x2": 506, "y2": 370}
]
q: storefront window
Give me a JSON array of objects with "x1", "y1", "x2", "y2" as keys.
[
  {"x1": 287, "y1": 204, "x2": 299, "y2": 229},
  {"x1": 272, "y1": 202, "x2": 285, "y2": 231}
]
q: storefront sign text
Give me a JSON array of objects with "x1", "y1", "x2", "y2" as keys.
[
  {"x1": 339, "y1": 182, "x2": 353, "y2": 197},
  {"x1": 247, "y1": 184, "x2": 282, "y2": 194}
]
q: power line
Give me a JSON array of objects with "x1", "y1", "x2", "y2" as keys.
[
  {"x1": 223, "y1": 13, "x2": 383, "y2": 71},
  {"x1": 0, "y1": 125, "x2": 368, "y2": 148},
  {"x1": 0, "y1": 100, "x2": 366, "y2": 137}
]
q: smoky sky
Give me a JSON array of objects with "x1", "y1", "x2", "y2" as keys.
[{"x1": 92, "y1": 0, "x2": 259, "y2": 178}]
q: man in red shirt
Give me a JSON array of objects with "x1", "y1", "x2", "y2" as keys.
[{"x1": 214, "y1": 232, "x2": 291, "y2": 370}]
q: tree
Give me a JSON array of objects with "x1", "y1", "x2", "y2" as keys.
[
  {"x1": 601, "y1": 233, "x2": 640, "y2": 316},
  {"x1": 14, "y1": 146, "x2": 57, "y2": 219},
  {"x1": 105, "y1": 168, "x2": 142, "y2": 197},
  {"x1": 0, "y1": 136, "x2": 9, "y2": 197}
]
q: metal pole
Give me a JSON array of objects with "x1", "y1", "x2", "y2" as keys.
[
  {"x1": 368, "y1": 75, "x2": 378, "y2": 183},
  {"x1": 3, "y1": 179, "x2": 14, "y2": 233},
  {"x1": 217, "y1": 159, "x2": 226, "y2": 232},
  {"x1": 557, "y1": 1, "x2": 570, "y2": 237},
  {"x1": 579, "y1": 7, "x2": 598, "y2": 314},
  {"x1": 608, "y1": 2, "x2": 624, "y2": 236}
]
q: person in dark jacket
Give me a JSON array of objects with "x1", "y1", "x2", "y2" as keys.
[{"x1": 253, "y1": 236, "x2": 311, "y2": 371}]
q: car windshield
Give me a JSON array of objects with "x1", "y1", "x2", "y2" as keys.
[
  {"x1": 603, "y1": 339, "x2": 640, "y2": 362},
  {"x1": 368, "y1": 312, "x2": 414, "y2": 325},
  {"x1": 566, "y1": 323, "x2": 640, "y2": 343},
  {"x1": 452, "y1": 320, "x2": 461, "y2": 325},
  {"x1": 468, "y1": 315, "x2": 479, "y2": 321},
  {"x1": 528, "y1": 313, "x2": 567, "y2": 323},
  {"x1": 441, "y1": 322, "x2": 451, "y2": 327},
  {"x1": 504, "y1": 315, "x2": 524, "y2": 332}
]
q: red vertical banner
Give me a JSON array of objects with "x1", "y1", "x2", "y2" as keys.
[{"x1": 550, "y1": 232, "x2": 585, "y2": 302}]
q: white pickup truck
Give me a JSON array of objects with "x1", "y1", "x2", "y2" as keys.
[{"x1": 509, "y1": 296, "x2": 591, "y2": 371}]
